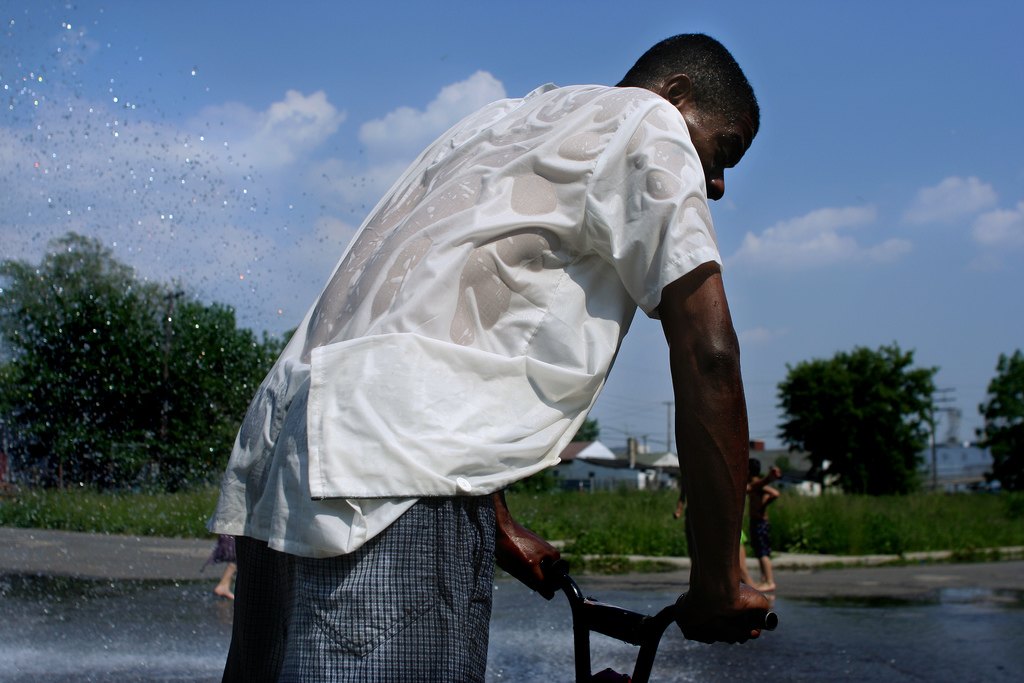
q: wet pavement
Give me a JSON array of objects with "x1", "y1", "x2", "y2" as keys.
[
  {"x1": 489, "y1": 580, "x2": 1024, "y2": 682},
  {"x1": 3, "y1": 526, "x2": 1022, "y2": 601},
  {"x1": 2, "y1": 528, "x2": 1023, "y2": 681}
]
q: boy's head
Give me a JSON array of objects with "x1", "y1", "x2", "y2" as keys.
[
  {"x1": 618, "y1": 34, "x2": 759, "y2": 202},
  {"x1": 617, "y1": 33, "x2": 760, "y2": 138},
  {"x1": 748, "y1": 458, "x2": 762, "y2": 479}
]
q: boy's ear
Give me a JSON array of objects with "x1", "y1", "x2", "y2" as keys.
[{"x1": 657, "y1": 73, "x2": 694, "y2": 109}]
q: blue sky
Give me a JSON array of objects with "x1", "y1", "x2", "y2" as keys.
[{"x1": 2, "y1": 1, "x2": 1022, "y2": 451}]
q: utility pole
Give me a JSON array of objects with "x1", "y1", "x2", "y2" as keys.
[{"x1": 930, "y1": 388, "x2": 956, "y2": 491}]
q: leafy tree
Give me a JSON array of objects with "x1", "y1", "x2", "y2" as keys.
[
  {"x1": 0, "y1": 233, "x2": 164, "y2": 487},
  {"x1": 155, "y1": 299, "x2": 282, "y2": 490},
  {"x1": 572, "y1": 417, "x2": 600, "y2": 442},
  {"x1": 777, "y1": 343, "x2": 936, "y2": 494},
  {"x1": 0, "y1": 233, "x2": 281, "y2": 490},
  {"x1": 977, "y1": 350, "x2": 1024, "y2": 490}
]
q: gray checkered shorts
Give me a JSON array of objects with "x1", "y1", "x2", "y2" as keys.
[{"x1": 222, "y1": 496, "x2": 496, "y2": 682}]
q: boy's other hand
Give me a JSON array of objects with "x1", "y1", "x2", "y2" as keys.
[{"x1": 675, "y1": 583, "x2": 774, "y2": 644}]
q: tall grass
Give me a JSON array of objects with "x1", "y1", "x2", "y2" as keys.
[
  {"x1": 508, "y1": 488, "x2": 688, "y2": 557},
  {"x1": 505, "y1": 488, "x2": 1024, "y2": 557},
  {"x1": 3, "y1": 486, "x2": 1023, "y2": 557},
  {"x1": 769, "y1": 492, "x2": 1024, "y2": 556},
  {"x1": 0, "y1": 487, "x2": 219, "y2": 538}
]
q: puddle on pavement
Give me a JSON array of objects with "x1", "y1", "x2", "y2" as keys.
[
  {"x1": 797, "y1": 586, "x2": 1024, "y2": 609},
  {"x1": 939, "y1": 586, "x2": 1024, "y2": 607}
]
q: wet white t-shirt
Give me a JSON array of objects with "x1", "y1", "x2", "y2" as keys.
[{"x1": 210, "y1": 84, "x2": 721, "y2": 557}]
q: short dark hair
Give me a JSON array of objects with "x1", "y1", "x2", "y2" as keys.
[
  {"x1": 618, "y1": 34, "x2": 759, "y2": 135},
  {"x1": 748, "y1": 457, "x2": 762, "y2": 477}
]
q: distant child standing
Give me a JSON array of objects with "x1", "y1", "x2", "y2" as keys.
[{"x1": 747, "y1": 459, "x2": 782, "y2": 592}]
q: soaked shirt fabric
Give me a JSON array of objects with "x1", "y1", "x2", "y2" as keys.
[{"x1": 210, "y1": 84, "x2": 721, "y2": 557}]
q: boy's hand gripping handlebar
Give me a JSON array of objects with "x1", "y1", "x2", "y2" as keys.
[{"x1": 540, "y1": 558, "x2": 777, "y2": 683}]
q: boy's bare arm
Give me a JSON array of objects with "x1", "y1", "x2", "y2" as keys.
[
  {"x1": 750, "y1": 467, "x2": 781, "y2": 490},
  {"x1": 492, "y1": 490, "x2": 561, "y2": 599},
  {"x1": 659, "y1": 262, "x2": 771, "y2": 643}
]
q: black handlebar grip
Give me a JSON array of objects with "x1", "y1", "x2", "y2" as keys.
[
  {"x1": 543, "y1": 558, "x2": 571, "y2": 577},
  {"x1": 536, "y1": 557, "x2": 572, "y2": 599},
  {"x1": 762, "y1": 611, "x2": 779, "y2": 631}
]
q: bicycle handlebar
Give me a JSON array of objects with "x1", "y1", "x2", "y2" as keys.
[
  {"x1": 544, "y1": 558, "x2": 778, "y2": 633},
  {"x1": 542, "y1": 559, "x2": 778, "y2": 683}
]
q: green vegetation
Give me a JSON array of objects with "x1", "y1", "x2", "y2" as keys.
[
  {"x1": 571, "y1": 417, "x2": 600, "y2": 442},
  {"x1": 0, "y1": 233, "x2": 285, "y2": 491},
  {"x1": 506, "y1": 488, "x2": 1024, "y2": 558},
  {"x1": 0, "y1": 487, "x2": 219, "y2": 538},
  {"x1": 3, "y1": 487, "x2": 1023, "y2": 561},
  {"x1": 508, "y1": 488, "x2": 689, "y2": 557},
  {"x1": 777, "y1": 343, "x2": 936, "y2": 494},
  {"x1": 768, "y1": 492, "x2": 1024, "y2": 556},
  {"x1": 978, "y1": 350, "x2": 1024, "y2": 491}
]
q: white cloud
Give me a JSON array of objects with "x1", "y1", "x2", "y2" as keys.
[
  {"x1": 0, "y1": 86, "x2": 349, "y2": 333},
  {"x1": 972, "y1": 200, "x2": 1024, "y2": 248},
  {"x1": 310, "y1": 72, "x2": 508, "y2": 210},
  {"x1": 902, "y1": 176, "x2": 998, "y2": 225},
  {"x1": 729, "y1": 205, "x2": 910, "y2": 269},
  {"x1": 739, "y1": 326, "x2": 788, "y2": 344},
  {"x1": 192, "y1": 90, "x2": 345, "y2": 168},
  {"x1": 56, "y1": 213, "x2": 356, "y2": 334},
  {"x1": 966, "y1": 252, "x2": 1004, "y2": 272},
  {"x1": 358, "y1": 71, "x2": 506, "y2": 160},
  {"x1": 0, "y1": 71, "x2": 512, "y2": 335}
]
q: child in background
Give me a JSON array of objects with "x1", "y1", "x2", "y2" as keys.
[{"x1": 747, "y1": 459, "x2": 782, "y2": 592}]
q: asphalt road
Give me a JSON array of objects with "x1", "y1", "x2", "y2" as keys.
[{"x1": 2, "y1": 526, "x2": 1022, "y2": 602}]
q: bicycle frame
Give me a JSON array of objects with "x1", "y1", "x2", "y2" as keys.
[
  {"x1": 554, "y1": 568, "x2": 677, "y2": 683},
  {"x1": 549, "y1": 561, "x2": 778, "y2": 683}
]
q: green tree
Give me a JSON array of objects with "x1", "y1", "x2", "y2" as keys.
[
  {"x1": 0, "y1": 233, "x2": 282, "y2": 490},
  {"x1": 977, "y1": 350, "x2": 1024, "y2": 490},
  {"x1": 572, "y1": 417, "x2": 600, "y2": 442},
  {"x1": 155, "y1": 299, "x2": 282, "y2": 490},
  {"x1": 0, "y1": 233, "x2": 164, "y2": 486},
  {"x1": 777, "y1": 343, "x2": 936, "y2": 494}
]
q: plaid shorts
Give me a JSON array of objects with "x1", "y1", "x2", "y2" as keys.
[{"x1": 222, "y1": 496, "x2": 496, "y2": 682}]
